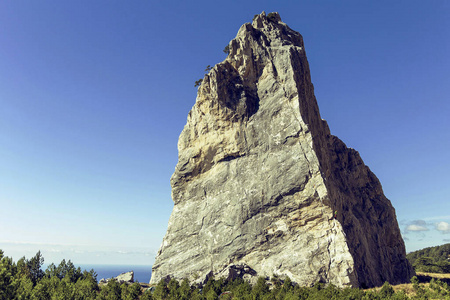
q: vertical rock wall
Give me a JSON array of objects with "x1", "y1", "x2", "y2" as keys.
[{"x1": 150, "y1": 12, "x2": 413, "y2": 288}]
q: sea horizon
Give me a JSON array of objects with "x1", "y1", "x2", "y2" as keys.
[
  {"x1": 42, "y1": 264, "x2": 152, "y2": 283},
  {"x1": 79, "y1": 264, "x2": 152, "y2": 283}
]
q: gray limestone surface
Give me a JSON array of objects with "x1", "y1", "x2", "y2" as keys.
[
  {"x1": 150, "y1": 12, "x2": 413, "y2": 288},
  {"x1": 99, "y1": 271, "x2": 134, "y2": 285}
]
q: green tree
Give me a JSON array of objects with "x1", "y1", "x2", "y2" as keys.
[
  {"x1": 407, "y1": 243, "x2": 450, "y2": 273},
  {"x1": 411, "y1": 276, "x2": 420, "y2": 291},
  {"x1": 127, "y1": 282, "x2": 142, "y2": 300},
  {"x1": 121, "y1": 282, "x2": 140, "y2": 300},
  {"x1": 282, "y1": 276, "x2": 293, "y2": 292},
  {"x1": 51, "y1": 259, "x2": 82, "y2": 282},
  {"x1": 205, "y1": 288, "x2": 218, "y2": 300},
  {"x1": 167, "y1": 278, "x2": 181, "y2": 299},
  {"x1": 270, "y1": 274, "x2": 281, "y2": 289},
  {"x1": 0, "y1": 250, "x2": 16, "y2": 300},
  {"x1": 379, "y1": 281, "x2": 395, "y2": 299},
  {"x1": 340, "y1": 286, "x2": 365, "y2": 300},
  {"x1": 73, "y1": 272, "x2": 98, "y2": 300},
  {"x1": 45, "y1": 263, "x2": 57, "y2": 278},
  {"x1": 252, "y1": 277, "x2": 269, "y2": 299},
  {"x1": 223, "y1": 45, "x2": 230, "y2": 55},
  {"x1": 98, "y1": 279, "x2": 121, "y2": 300},
  {"x1": 153, "y1": 279, "x2": 169, "y2": 300},
  {"x1": 13, "y1": 275, "x2": 33, "y2": 300},
  {"x1": 16, "y1": 256, "x2": 29, "y2": 277},
  {"x1": 27, "y1": 251, "x2": 44, "y2": 286},
  {"x1": 53, "y1": 276, "x2": 74, "y2": 300},
  {"x1": 141, "y1": 289, "x2": 154, "y2": 300},
  {"x1": 362, "y1": 290, "x2": 379, "y2": 300},
  {"x1": 194, "y1": 79, "x2": 203, "y2": 87},
  {"x1": 190, "y1": 288, "x2": 205, "y2": 300},
  {"x1": 231, "y1": 279, "x2": 252, "y2": 300},
  {"x1": 30, "y1": 277, "x2": 50, "y2": 300},
  {"x1": 178, "y1": 278, "x2": 192, "y2": 300},
  {"x1": 203, "y1": 277, "x2": 224, "y2": 296}
]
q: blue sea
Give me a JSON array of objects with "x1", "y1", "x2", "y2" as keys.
[{"x1": 79, "y1": 265, "x2": 152, "y2": 283}]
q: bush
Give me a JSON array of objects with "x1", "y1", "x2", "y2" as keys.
[
  {"x1": 267, "y1": 12, "x2": 278, "y2": 23},
  {"x1": 223, "y1": 44, "x2": 230, "y2": 55},
  {"x1": 194, "y1": 79, "x2": 203, "y2": 87},
  {"x1": 98, "y1": 279, "x2": 121, "y2": 300},
  {"x1": 379, "y1": 281, "x2": 395, "y2": 299}
]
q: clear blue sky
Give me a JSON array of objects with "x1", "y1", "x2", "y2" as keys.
[{"x1": 0, "y1": 1, "x2": 449, "y2": 266}]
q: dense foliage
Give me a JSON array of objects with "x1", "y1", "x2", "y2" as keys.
[
  {"x1": 407, "y1": 243, "x2": 450, "y2": 273},
  {"x1": 2, "y1": 249, "x2": 450, "y2": 299},
  {"x1": 147, "y1": 276, "x2": 450, "y2": 300},
  {"x1": 0, "y1": 249, "x2": 141, "y2": 300}
]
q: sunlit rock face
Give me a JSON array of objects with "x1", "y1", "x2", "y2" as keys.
[{"x1": 150, "y1": 12, "x2": 413, "y2": 288}]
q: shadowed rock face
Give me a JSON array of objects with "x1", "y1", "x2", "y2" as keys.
[{"x1": 150, "y1": 12, "x2": 413, "y2": 288}]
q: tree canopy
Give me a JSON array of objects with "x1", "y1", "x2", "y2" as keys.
[
  {"x1": 2, "y1": 249, "x2": 450, "y2": 299},
  {"x1": 407, "y1": 243, "x2": 450, "y2": 273}
]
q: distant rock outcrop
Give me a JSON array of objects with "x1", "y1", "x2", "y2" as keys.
[
  {"x1": 99, "y1": 271, "x2": 134, "y2": 285},
  {"x1": 150, "y1": 12, "x2": 413, "y2": 288}
]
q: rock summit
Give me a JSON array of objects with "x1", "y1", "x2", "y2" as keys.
[{"x1": 150, "y1": 12, "x2": 413, "y2": 288}]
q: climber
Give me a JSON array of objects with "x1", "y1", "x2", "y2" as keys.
[{"x1": 334, "y1": 210, "x2": 338, "y2": 219}]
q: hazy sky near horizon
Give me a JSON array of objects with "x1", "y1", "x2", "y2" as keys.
[{"x1": 1, "y1": 1, "x2": 449, "y2": 266}]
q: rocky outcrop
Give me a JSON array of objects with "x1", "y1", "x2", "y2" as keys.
[
  {"x1": 99, "y1": 271, "x2": 134, "y2": 285},
  {"x1": 150, "y1": 12, "x2": 413, "y2": 288},
  {"x1": 115, "y1": 271, "x2": 134, "y2": 284}
]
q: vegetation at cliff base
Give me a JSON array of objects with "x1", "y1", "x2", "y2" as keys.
[
  {"x1": 2, "y1": 249, "x2": 450, "y2": 299},
  {"x1": 147, "y1": 276, "x2": 450, "y2": 300},
  {"x1": 0, "y1": 249, "x2": 141, "y2": 300},
  {"x1": 407, "y1": 243, "x2": 450, "y2": 273}
]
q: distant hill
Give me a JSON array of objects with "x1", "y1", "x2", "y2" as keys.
[{"x1": 407, "y1": 243, "x2": 450, "y2": 273}]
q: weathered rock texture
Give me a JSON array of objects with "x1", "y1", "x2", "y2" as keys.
[
  {"x1": 150, "y1": 12, "x2": 413, "y2": 288},
  {"x1": 99, "y1": 271, "x2": 134, "y2": 285}
]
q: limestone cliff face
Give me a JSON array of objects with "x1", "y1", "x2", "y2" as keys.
[{"x1": 150, "y1": 12, "x2": 413, "y2": 288}]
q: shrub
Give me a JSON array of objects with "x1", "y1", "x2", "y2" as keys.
[
  {"x1": 379, "y1": 281, "x2": 395, "y2": 299},
  {"x1": 223, "y1": 44, "x2": 230, "y2": 55},
  {"x1": 194, "y1": 79, "x2": 203, "y2": 87},
  {"x1": 267, "y1": 12, "x2": 278, "y2": 23}
]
